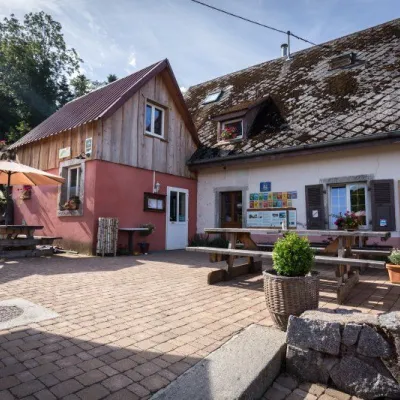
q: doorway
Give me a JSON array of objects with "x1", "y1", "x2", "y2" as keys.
[
  {"x1": 166, "y1": 187, "x2": 189, "y2": 250},
  {"x1": 220, "y1": 191, "x2": 243, "y2": 228}
]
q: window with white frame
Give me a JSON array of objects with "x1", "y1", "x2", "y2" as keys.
[
  {"x1": 67, "y1": 166, "x2": 80, "y2": 200},
  {"x1": 220, "y1": 119, "x2": 243, "y2": 141},
  {"x1": 329, "y1": 183, "x2": 369, "y2": 228},
  {"x1": 145, "y1": 103, "x2": 164, "y2": 138}
]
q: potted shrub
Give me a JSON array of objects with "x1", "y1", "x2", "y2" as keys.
[
  {"x1": 263, "y1": 232, "x2": 318, "y2": 331},
  {"x1": 387, "y1": 249, "x2": 400, "y2": 284},
  {"x1": 138, "y1": 223, "x2": 155, "y2": 254}
]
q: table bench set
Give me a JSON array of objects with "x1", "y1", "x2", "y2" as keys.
[{"x1": 186, "y1": 228, "x2": 390, "y2": 304}]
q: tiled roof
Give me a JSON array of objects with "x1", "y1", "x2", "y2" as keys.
[
  {"x1": 185, "y1": 19, "x2": 400, "y2": 165},
  {"x1": 10, "y1": 59, "x2": 199, "y2": 149}
]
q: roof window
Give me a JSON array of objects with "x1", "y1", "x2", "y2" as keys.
[
  {"x1": 203, "y1": 91, "x2": 222, "y2": 104},
  {"x1": 329, "y1": 52, "x2": 356, "y2": 70}
]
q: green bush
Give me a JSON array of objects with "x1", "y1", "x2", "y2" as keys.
[
  {"x1": 272, "y1": 232, "x2": 314, "y2": 277},
  {"x1": 209, "y1": 237, "x2": 229, "y2": 248},
  {"x1": 188, "y1": 234, "x2": 210, "y2": 247},
  {"x1": 388, "y1": 249, "x2": 400, "y2": 265}
]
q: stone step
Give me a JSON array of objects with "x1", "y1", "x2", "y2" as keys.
[{"x1": 151, "y1": 324, "x2": 286, "y2": 400}]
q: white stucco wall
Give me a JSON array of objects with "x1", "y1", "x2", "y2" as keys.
[{"x1": 197, "y1": 144, "x2": 400, "y2": 242}]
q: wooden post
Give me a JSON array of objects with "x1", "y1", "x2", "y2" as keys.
[{"x1": 226, "y1": 232, "x2": 237, "y2": 278}]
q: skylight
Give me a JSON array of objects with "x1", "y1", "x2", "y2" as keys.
[{"x1": 203, "y1": 91, "x2": 222, "y2": 104}]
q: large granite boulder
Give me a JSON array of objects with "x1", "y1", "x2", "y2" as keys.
[{"x1": 285, "y1": 309, "x2": 400, "y2": 399}]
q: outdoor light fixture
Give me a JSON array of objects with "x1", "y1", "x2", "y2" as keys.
[{"x1": 154, "y1": 181, "x2": 161, "y2": 193}]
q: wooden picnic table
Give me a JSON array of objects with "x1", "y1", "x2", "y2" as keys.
[
  {"x1": 202, "y1": 227, "x2": 390, "y2": 304},
  {"x1": 119, "y1": 228, "x2": 149, "y2": 254},
  {"x1": 0, "y1": 225, "x2": 45, "y2": 257},
  {"x1": 0, "y1": 225, "x2": 44, "y2": 240}
]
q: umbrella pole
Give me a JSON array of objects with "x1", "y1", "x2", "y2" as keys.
[{"x1": 5, "y1": 171, "x2": 12, "y2": 225}]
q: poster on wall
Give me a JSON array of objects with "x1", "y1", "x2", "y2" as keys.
[
  {"x1": 260, "y1": 182, "x2": 271, "y2": 192},
  {"x1": 247, "y1": 209, "x2": 297, "y2": 228},
  {"x1": 249, "y1": 191, "x2": 298, "y2": 209}
]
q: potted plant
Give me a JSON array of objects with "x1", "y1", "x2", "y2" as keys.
[
  {"x1": 220, "y1": 126, "x2": 238, "y2": 141},
  {"x1": 333, "y1": 211, "x2": 364, "y2": 230},
  {"x1": 18, "y1": 185, "x2": 32, "y2": 200},
  {"x1": 387, "y1": 249, "x2": 400, "y2": 284},
  {"x1": 138, "y1": 223, "x2": 155, "y2": 254},
  {"x1": 263, "y1": 232, "x2": 318, "y2": 331},
  {"x1": 209, "y1": 236, "x2": 229, "y2": 262},
  {"x1": 62, "y1": 196, "x2": 81, "y2": 210}
]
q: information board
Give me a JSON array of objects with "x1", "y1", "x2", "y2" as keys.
[{"x1": 247, "y1": 209, "x2": 297, "y2": 228}]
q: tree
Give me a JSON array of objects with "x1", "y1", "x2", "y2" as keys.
[
  {"x1": 0, "y1": 12, "x2": 80, "y2": 141},
  {"x1": 107, "y1": 74, "x2": 117, "y2": 83},
  {"x1": 57, "y1": 76, "x2": 73, "y2": 107},
  {"x1": 70, "y1": 74, "x2": 91, "y2": 98}
]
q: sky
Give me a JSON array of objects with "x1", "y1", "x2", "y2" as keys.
[{"x1": 0, "y1": 0, "x2": 398, "y2": 90}]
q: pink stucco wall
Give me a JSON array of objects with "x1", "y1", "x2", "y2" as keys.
[{"x1": 13, "y1": 160, "x2": 197, "y2": 254}]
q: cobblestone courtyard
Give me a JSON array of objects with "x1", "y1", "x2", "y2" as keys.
[{"x1": 0, "y1": 251, "x2": 398, "y2": 399}]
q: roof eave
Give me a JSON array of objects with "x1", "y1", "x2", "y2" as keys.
[{"x1": 188, "y1": 131, "x2": 400, "y2": 170}]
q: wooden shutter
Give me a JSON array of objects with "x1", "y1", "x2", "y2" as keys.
[
  {"x1": 370, "y1": 179, "x2": 395, "y2": 231},
  {"x1": 305, "y1": 184, "x2": 325, "y2": 229}
]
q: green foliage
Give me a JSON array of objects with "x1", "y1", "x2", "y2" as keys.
[
  {"x1": 388, "y1": 249, "x2": 400, "y2": 265},
  {"x1": 139, "y1": 223, "x2": 155, "y2": 237},
  {"x1": 272, "y1": 232, "x2": 314, "y2": 277},
  {"x1": 70, "y1": 74, "x2": 92, "y2": 98},
  {"x1": 188, "y1": 233, "x2": 210, "y2": 247},
  {"x1": 6, "y1": 120, "x2": 30, "y2": 144},
  {"x1": 57, "y1": 76, "x2": 74, "y2": 107},
  {"x1": 0, "y1": 12, "x2": 81, "y2": 140},
  {"x1": 107, "y1": 74, "x2": 118, "y2": 83},
  {"x1": 209, "y1": 236, "x2": 229, "y2": 248}
]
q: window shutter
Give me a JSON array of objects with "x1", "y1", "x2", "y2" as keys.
[
  {"x1": 305, "y1": 184, "x2": 325, "y2": 229},
  {"x1": 370, "y1": 179, "x2": 395, "y2": 231}
]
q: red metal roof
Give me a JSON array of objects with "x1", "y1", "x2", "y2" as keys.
[{"x1": 10, "y1": 59, "x2": 199, "y2": 149}]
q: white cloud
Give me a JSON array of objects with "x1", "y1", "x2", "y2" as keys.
[
  {"x1": 128, "y1": 53, "x2": 137, "y2": 68},
  {"x1": 180, "y1": 86, "x2": 187, "y2": 93}
]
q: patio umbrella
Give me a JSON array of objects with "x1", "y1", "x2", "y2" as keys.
[{"x1": 0, "y1": 160, "x2": 65, "y2": 224}]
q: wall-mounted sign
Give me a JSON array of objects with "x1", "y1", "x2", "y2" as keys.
[
  {"x1": 85, "y1": 137, "x2": 93, "y2": 157},
  {"x1": 144, "y1": 192, "x2": 166, "y2": 212},
  {"x1": 380, "y1": 219, "x2": 387, "y2": 227},
  {"x1": 260, "y1": 182, "x2": 271, "y2": 192},
  {"x1": 59, "y1": 147, "x2": 71, "y2": 159},
  {"x1": 247, "y1": 208, "x2": 297, "y2": 228},
  {"x1": 249, "y1": 191, "x2": 297, "y2": 209}
]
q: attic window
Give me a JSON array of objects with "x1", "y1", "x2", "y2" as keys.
[
  {"x1": 329, "y1": 52, "x2": 356, "y2": 70},
  {"x1": 203, "y1": 91, "x2": 222, "y2": 104},
  {"x1": 220, "y1": 119, "x2": 243, "y2": 141}
]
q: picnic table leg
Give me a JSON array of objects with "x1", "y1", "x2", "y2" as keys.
[
  {"x1": 226, "y1": 232, "x2": 237, "y2": 278},
  {"x1": 336, "y1": 236, "x2": 359, "y2": 304},
  {"x1": 127, "y1": 231, "x2": 134, "y2": 254}
]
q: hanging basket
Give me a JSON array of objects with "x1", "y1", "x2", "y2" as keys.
[{"x1": 263, "y1": 270, "x2": 320, "y2": 331}]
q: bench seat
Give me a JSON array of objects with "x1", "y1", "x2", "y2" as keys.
[{"x1": 186, "y1": 246, "x2": 386, "y2": 269}]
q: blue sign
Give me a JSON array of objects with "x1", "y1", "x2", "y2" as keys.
[{"x1": 260, "y1": 182, "x2": 271, "y2": 192}]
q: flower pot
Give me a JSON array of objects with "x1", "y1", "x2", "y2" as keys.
[
  {"x1": 263, "y1": 270, "x2": 319, "y2": 331},
  {"x1": 386, "y1": 264, "x2": 400, "y2": 284},
  {"x1": 138, "y1": 242, "x2": 150, "y2": 255}
]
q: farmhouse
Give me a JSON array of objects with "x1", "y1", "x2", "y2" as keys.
[
  {"x1": 9, "y1": 59, "x2": 199, "y2": 253},
  {"x1": 185, "y1": 18, "x2": 400, "y2": 246}
]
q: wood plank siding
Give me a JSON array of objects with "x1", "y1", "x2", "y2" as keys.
[{"x1": 16, "y1": 72, "x2": 197, "y2": 179}]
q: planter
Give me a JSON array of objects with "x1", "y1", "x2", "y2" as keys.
[
  {"x1": 386, "y1": 263, "x2": 400, "y2": 284},
  {"x1": 138, "y1": 242, "x2": 150, "y2": 255},
  {"x1": 263, "y1": 270, "x2": 320, "y2": 331}
]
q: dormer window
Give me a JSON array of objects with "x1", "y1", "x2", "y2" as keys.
[
  {"x1": 145, "y1": 102, "x2": 165, "y2": 138},
  {"x1": 203, "y1": 91, "x2": 222, "y2": 105},
  {"x1": 220, "y1": 119, "x2": 243, "y2": 141}
]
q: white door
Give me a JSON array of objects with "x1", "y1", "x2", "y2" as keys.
[{"x1": 166, "y1": 187, "x2": 189, "y2": 250}]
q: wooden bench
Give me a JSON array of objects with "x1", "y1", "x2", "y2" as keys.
[
  {"x1": 186, "y1": 246, "x2": 386, "y2": 304},
  {"x1": 18, "y1": 235, "x2": 62, "y2": 246}
]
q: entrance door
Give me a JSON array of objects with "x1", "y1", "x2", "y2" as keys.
[
  {"x1": 166, "y1": 187, "x2": 189, "y2": 250},
  {"x1": 220, "y1": 191, "x2": 243, "y2": 228}
]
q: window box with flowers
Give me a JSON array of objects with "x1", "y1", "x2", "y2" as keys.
[
  {"x1": 332, "y1": 211, "x2": 365, "y2": 231},
  {"x1": 219, "y1": 119, "x2": 243, "y2": 142},
  {"x1": 18, "y1": 185, "x2": 32, "y2": 200}
]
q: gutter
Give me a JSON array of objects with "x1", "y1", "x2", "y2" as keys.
[{"x1": 188, "y1": 131, "x2": 400, "y2": 168}]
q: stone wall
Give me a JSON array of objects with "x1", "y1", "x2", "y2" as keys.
[{"x1": 286, "y1": 309, "x2": 400, "y2": 399}]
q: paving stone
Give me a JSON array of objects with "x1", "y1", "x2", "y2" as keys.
[
  {"x1": 110, "y1": 359, "x2": 137, "y2": 372},
  {"x1": 127, "y1": 383, "x2": 150, "y2": 397},
  {"x1": 102, "y1": 374, "x2": 133, "y2": 392},
  {"x1": 34, "y1": 388, "x2": 57, "y2": 400},
  {"x1": 50, "y1": 379, "x2": 84, "y2": 398},
  {"x1": 38, "y1": 373, "x2": 59, "y2": 387},
  {"x1": 15, "y1": 370, "x2": 35, "y2": 383},
  {"x1": 53, "y1": 365, "x2": 84, "y2": 381},
  {"x1": 55, "y1": 355, "x2": 82, "y2": 368},
  {"x1": 292, "y1": 388, "x2": 317, "y2": 400},
  {"x1": 264, "y1": 386, "x2": 288, "y2": 400},
  {"x1": 77, "y1": 358, "x2": 105, "y2": 372},
  {"x1": 0, "y1": 362, "x2": 26, "y2": 377},
  {"x1": 30, "y1": 363, "x2": 59, "y2": 378},
  {"x1": 275, "y1": 373, "x2": 299, "y2": 391},
  {"x1": 299, "y1": 382, "x2": 326, "y2": 397},
  {"x1": 0, "y1": 375, "x2": 20, "y2": 390},
  {"x1": 319, "y1": 395, "x2": 336, "y2": 400},
  {"x1": 0, "y1": 390, "x2": 15, "y2": 400},
  {"x1": 76, "y1": 369, "x2": 107, "y2": 386},
  {"x1": 325, "y1": 388, "x2": 351, "y2": 400},
  {"x1": 99, "y1": 365, "x2": 119, "y2": 377},
  {"x1": 134, "y1": 362, "x2": 161, "y2": 377},
  {"x1": 76, "y1": 383, "x2": 110, "y2": 400},
  {"x1": 140, "y1": 373, "x2": 169, "y2": 392},
  {"x1": 125, "y1": 369, "x2": 144, "y2": 382},
  {"x1": 105, "y1": 388, "x2": 140, "y2": 400},
  {"x1": 10, "y1": 380, "x2": 45, "y2": 397},
  {"x1": 167, "y1": 361, "x2": 191, "y2": 375}
]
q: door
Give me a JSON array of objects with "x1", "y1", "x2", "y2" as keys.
[
  {"x1": 166, "y1": 187, "x2": 189, "y2": 250},
  {"x1": 220, "y1": 191, "x2": 243, "y2": 228}
]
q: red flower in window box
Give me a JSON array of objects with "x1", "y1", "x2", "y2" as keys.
[
  {"x1": 220, "y1": 126, "x2": 238, "y2": 140},
  {"x1": 332, "y1": 211, "x2": 364, "y2": 230}
]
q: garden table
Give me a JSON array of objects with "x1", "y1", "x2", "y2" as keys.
[
  {"x1": 203, "y1": 228, "x2": 389, "y2": 303},
  {"x1": 119, "y1": 228, "x2": 149, "y2": 254}
]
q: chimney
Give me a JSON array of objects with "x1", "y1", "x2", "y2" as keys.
[{"x1": 281, "y1": 43, "x2": 289, "y2": 59}]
